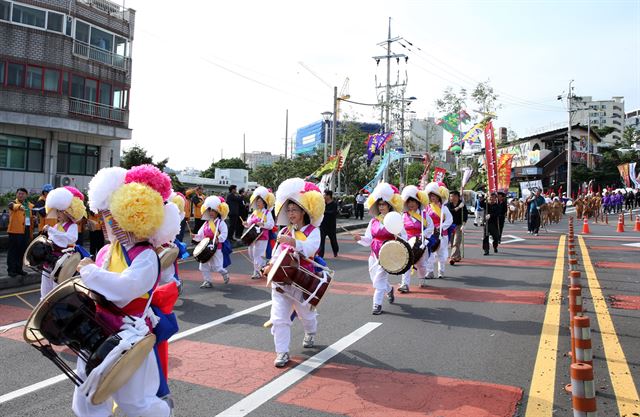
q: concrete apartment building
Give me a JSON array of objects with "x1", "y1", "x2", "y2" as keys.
[
  {"x1": 626, "y1": 109, "x2": 639, "y2": 131},
  {"x1": 240, "y1": 151, "x2": 282, "y2": 170},
  {"x1": 408, "y1": 117, "x2": 443, "y2": 153},
  {"x1": 0, "y1": 0, "x2": 134, "y2": 194},
  {"x1": 573, "y1": 96, "x2": 625, "y2": 147}
]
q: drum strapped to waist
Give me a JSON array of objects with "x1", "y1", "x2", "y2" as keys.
[
  {"x1": 241, "y1": 225, "x2": 261, "y2": 246},
  {"x1": 192, "y1": 237, "x2": 216, "y2": 263},
  {"x1": 407, "y1": 236, "x2": 426, "y2": 265},
  {"x1": 23, "y1": 235, "x2": 81, "y2": 283},
  {"x1": 266, "y1": 248, "x2": 333, "y2": 307},
  {"x1": 156, "y1": 245, "x2": 179, "y2": 270},
  {"x1": 378, "y1": 238, "x2": 413, "y2": 275},
  {"x1": 23, "y1": 278, "x2": 156, "y2": 405}
]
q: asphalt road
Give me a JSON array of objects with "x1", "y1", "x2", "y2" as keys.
[{"x1": 0, "y1": 215, "x2": 638, "y2": 417}]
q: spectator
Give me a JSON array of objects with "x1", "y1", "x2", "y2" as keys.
[
  {"x1": 87, "y1": 210, "x2": 105, "y2": 257},
  {"x1": 33, "y1": 183, "x2": 55, "y2": 234},
  {"x1": 355, "y1": 191, "x2": 366, "y2": 220},
  {"x1": 474, "y1": 193, "x2": 486, "y2": 227},
  {"x1": 186, "y1": 186, "x2": 206, "y2": 236},
  {"x1": 319, "y1": 190, "x2": 339, "y2": 258},
  {"x1": 445, "y1": 190, "x2": 468, "y2": 264},
  {"x1": 0, "y1": 209, "x2": 8, "y2": 229},
  {"x1": 226, "y1": 185, "x2": 243, "y2": 241},
  {"x1": 526, "y1": 189, "x2": 546, "y2": 236},
  {"x1": 7, "y1": 188, "x2": 35, "y2": 277},
  {"x1": 483, "y1": 193, "x2": 501, "y2": 255}
]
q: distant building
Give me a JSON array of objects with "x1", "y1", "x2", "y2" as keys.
[
  {"x1": 293, "y1": 120, "x2": 380, "y2": 156},
  {"x1": 573, "y1": 96, "x2": 625, "y2": 146},
  {"x1": 0, "y1": 0, "x2": 134, "y2": 194},
  {"x1": 407, "y1": 117, "x2": 443, "y2": 153},
  {"x1": 177, "y1": 168, "x2": 256, "y2": 194},
  {"x1": 626, "y1": 109, "x2": 640, "y2": 131},
  {"x1": 241, "y1": 151, "x2": 282, "y2": 169}
]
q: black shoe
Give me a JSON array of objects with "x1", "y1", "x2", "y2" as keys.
[
  {"x1": 386, "y1": 287, "x2": 395, "y2": 304},
  {"x1": 494, "y1": 247, "x2": 498, "y2": 253},
  {"x1": 372, "y1": 304, "x2": 382, "y2": 315},
  {"x1": 18, "y1": 271, "x2": 28, "y2": 276},
  {"x1": 8, "y1": 272, "x2": 17, "y2": 277},
  {"x1": 484, "y1": 251, "x2": 489, "y2": 256}
]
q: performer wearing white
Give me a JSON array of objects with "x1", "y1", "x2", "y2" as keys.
[
  {"x1": 353, "y1": 182, "x2": 405, "y2": 315},
  {"x1": 74, "y1": 165, "x2": 172, "y2": 417},
  {"x1": 425, "y1": 182, "x2": 453, "y2": 280},
  {"x1": 400, "y1": 185, "x2": 434, "y2": 293},
  {"x1": 265, "y1": 178, "x2": 325, "y2": 368},
  {"x1": 243, "y1": 186, "x2": 275, "y2": 278},
  {"x1": 193, "y1": 196, "x2": 230, "y2": 288},
  {"x1": 39, "y1": 186, "x2": 86, "y2": 299}
]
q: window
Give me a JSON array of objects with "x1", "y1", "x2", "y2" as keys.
[
  {"x1": 0, "y1": 0, "x2": 9, "y2": 21},
  {"x1": 71, "y1": 74, "x2": 84, "y2": 99},
  {"x1": 26, "y1": 66, "x2": 42, "y2": 89},
  {"x1": 65, "y1": 16, "x2": 72, "y2": 36},
  {"x1": 12, "y1": 3, "x2": 45, "y2": 28},
  {"x1": 99, "y1": 82, "x2": 111, "y2": 105},
  {"x1": 84, "y1": 79, "x2": 97, "y2": 102},
  {"x1": 115, "y1": 36, "x2": 127, "y2": 56},
  {"x1": 47, "y1": 11, "x2": 63, "y2": 32},
  {"x1": 0, "y1": 134, "x2": 44, "y2": 172},
  {"x1": 7, "y1": 63, "x2": 24, "y2": 87},
  {"x1": 0, "y1": 61, "x2": 4, "y2": 85},
  {"x1": 75, "y1": 20, "x2": 89, "y2": 43},
  {"x1": 62, "y1": 72, "x2": 69, "y2": 95},
  {"x1": 90, "y1": 27, "x2": 113, "y2": 52},
  {"x1": 57, "y1": 142, "x2": 100, "y2": 175},
  {"x1": 44, "y1": 69, "x2": 59, "y2": 92}
]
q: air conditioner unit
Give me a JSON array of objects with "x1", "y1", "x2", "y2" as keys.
[{"x1": 61, "y1": 176, "x2": 72, "y2": 186}]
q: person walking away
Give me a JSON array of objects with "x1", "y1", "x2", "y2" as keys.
[
  {"x1": 319, "y1": 190, "x2": 339, "y2": 258},
  {"x1": 446, "y1": 190, "x2": 468, "y2": 265},
  {"x1": 526, "y1": 189, "x2": 546, "y2": 235},
  {"x1": 7, "y1": 188, "x2": 35, "y2": 277},
  {"x1": 483, "y1": 193, "x2": 501, "y2": 255},
  {"x1": 474, "y1": 193, "x2": 485, "y2": 227},
  {"x1": 355, "y1": 191, "x2": 366, "y2": 220}
]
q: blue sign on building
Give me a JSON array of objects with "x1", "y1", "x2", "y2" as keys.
[{"x1": 295, "y1": 121, "x2": 325, "y2": 155}]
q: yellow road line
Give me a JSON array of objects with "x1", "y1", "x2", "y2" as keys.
[
  {"x1": 0, "y1": 289, "x2": 39, "y2": 299},
  {"x1": 524, "y1": 234, "x2": 565, "y2": 417},
  {"x1": 578, "y1": 236, "x2": 640, "y2": 415}
]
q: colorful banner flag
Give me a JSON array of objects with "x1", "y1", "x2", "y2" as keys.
[
  {"x1": 461, "y1": 167, "x2": 474, "y2": 190},
  {"x1": 629, "y1": 162, "x2": 640, "y2": 188},
  {"x1": 309, "y1": 156, "x2": 338, "y2": 179},
  {"x1": 362, "y1": 150, "x2": 407, "y2": 193},
  {"x1": 617, "y1": 163, "x2": 631, "y2": 188},
  {"x1": 497, "y1": 154, "x2": 514, "y2": 192},
  {"x1": 337, "y1": 141, "x2": 351, "y2": 171},
  {"x1": 366, "y1": 132, "x2": 394, "y2": 165},
  {"x1": 432, "y1": 167, "x2": 447, "y2": 183},
  {"x1": 461, "y1": 123, "x2": 484, "y2": 145},
  {"x1": 484, "y1": 121, "x2": 498, "y2": 193}
]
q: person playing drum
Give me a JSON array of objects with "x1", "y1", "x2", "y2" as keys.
[
  {"x1": 74, "y1": 164, "x2": 175, "y2": 417},
  {"x1": 399, "y1": 185, "x2": 434, "y2": 293},
  {"x1": 424, "y1": 181, "x2": 454, "y2": 280},
  {"x1": 243, "y1": 186, "x2": 275, "y2": 279},
  {"x1": 264, "y1": 178, "x2": 325, "y2": 368},
  {"x1": 40, "y1": 186, "x2": 87, "y2": 299},
  {"x1": 192, "y1": 195, "x2": 231, "y2": 288},
  {"x1": 352, "y1": 182, "x2": 405, "y2": 315}
]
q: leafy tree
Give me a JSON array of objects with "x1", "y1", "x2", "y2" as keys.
[
  {"x1": 435, "y1": 87, "x2": 467, "y2": 114},
  {"x1": 120, "y1": 144, "x2": 168, "y2": 171},
  {"x1": 471, "y1": 80, "x2": 501, "y2": 114},
  {"x1": 334, "y1": 120, "x2": 378, "y2": 194},
  {"x1": 201, "y1": 158, "x2": 248, "y2": 178},
  {"x1": 617, "y1": 126, "x2": 640, "y2": 149}
]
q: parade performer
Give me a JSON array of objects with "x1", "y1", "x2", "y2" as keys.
[
  {"x1": 243, "y1": 186, "x2": 275, "y2": 278},
  {"x1": 353, "y1": 182, "x2": 405, "y2": 315},
  {"x1": 74, "y1": 164, "x2": 176, "y2": 417},
  {"x1": 424, "y1": 181, "x2": 453, "y2": 279},
  {"x1": 159, "y1": 191, "x2": 189, "y2": 291},
  {"x1": 399, "y1": 185, "x2": 434, "y2": 293},
  {"x1": 40, "y1": 186, "x2": 87, "y2": 299},
  {"x1": 263, "y1": 178, "x2": 325, "y2": 368},
  {"x1": 192, "y1": 195, "x2": 231, "y2": 288}
]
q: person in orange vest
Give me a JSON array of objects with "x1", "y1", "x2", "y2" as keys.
[
  {"x1": 7, "y1": 187, "x2": 35, "y2": 277},
  {"x1": 185, "y1": 186, "x2": 205, "y2": 239},
  {"x1": 33, "y1": 184, "x2": 56, "y2": 233}
]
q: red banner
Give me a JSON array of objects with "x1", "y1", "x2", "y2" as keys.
[
  {"x1": 617, "y1": 163, "x2": 631, "y2": 188},
  {"x1": 433, "y1": 167, "x2": 447, "y2": 183},
  {"x1": 484, "y1": 121, "x2": 498, "y2": 193},
  {"x1": 497, "y1": 154, "x2": 514, "y2": 192}
]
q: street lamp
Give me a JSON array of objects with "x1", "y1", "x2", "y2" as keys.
[{"x1": 321, "y1": 111, "x2": 333, "y2": 164}]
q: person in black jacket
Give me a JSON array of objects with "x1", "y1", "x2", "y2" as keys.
[
  {"x1": 496, "y1": 191, "x2": 508, "y2": 243},
  {"x1": 226, "y1": 185, "x2": 243, "y2": 241},
  {"x1": 445, "y1": 190, "x2": 468, "y2": 264},
  {"x1": 483, "y1": 193, "x2": 501, "y2": 255},
  {"x1": 319, "y1": 190, "x2": 339, "y2": 258}
]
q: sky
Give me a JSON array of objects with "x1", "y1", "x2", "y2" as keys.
[{"x1": 124, "y1": 0, "x2": 640, "y2": 171}]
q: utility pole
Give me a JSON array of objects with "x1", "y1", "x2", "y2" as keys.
[
  {"x1": 243, "y1": 133, "x2": 246, "y2": 163},
  {"x1": 567, "y1": 80, "x2": 574, "y2": 200},
  {"x1": 331, "y1": 86, "x2": 338, "y2": 192},
  {"x1": 284, "y1": 109, "x2": 289, "y2": 159}
]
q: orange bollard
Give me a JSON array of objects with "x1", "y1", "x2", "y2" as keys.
[
  {"x1": 573, "y1": 316, "x2": 593, "y2": 366},
  {"x1": 634, "y1": 215, "x2": 640, "y2": 232},
  {"x1": 605, "y1": 212, "x2": 608, "y2": 224},
  {"x1": 582, "y1": 216, "x2": 590, "y2": 234},
  {"x1": 617, "y1": 214, "x2": 625, "y2": 233},
  {"x1": 568, "y1": 257, "x2": 579, "y2": 271},
  {"x1": 569, "y1": 271, "x2": 581, "y2": 289},
  {"x1": 568, "y1": 287, "x2": 583, "y2": 364},
  {"x1": 570, "y1": 363, "x2": 597, "y2": 416}
]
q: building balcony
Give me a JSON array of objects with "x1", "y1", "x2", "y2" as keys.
[
  {"x1": 69, "y1": 97, "x2": 128, "y2": 124},
  {"x1": 78, "y1": 0, "x2": 132, "y2": 22},
  {"x1": 73, "y1": 40, "x2": 130, "y2": 72}
]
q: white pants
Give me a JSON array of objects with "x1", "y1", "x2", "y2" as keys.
[
  {"x1": 40, "y1": 272, "x2": 56, "y2": 300},
  {"x1": 249, "y1": 240, "x2": 268, "y2": 274},
  {"x1": 401, "y1": 249, "x2": 429, "y2": 287},
  {"x1": 199, "y1": 250, "x2": 227, "y2": 282},
  {"x1": 369, "y1": 255, "x2": 392, "y2": 306},
  {"x1": 270, "y1": 285, "x2": 318, "y2": 354},
  {"x1": 72, "y1": 352, "x2": 170, "y2": 417},
  {"x1": 426, "y1": 235, "x2": 449, "y2": 275}
]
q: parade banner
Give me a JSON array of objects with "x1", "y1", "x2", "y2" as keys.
[
  {"x1": 484, "y1": 121, "x2": 499, "y2": 193},
  {"x1": 309, "y1": 156, "x2": 338, "y2": 179},
  {"x1": 617, "y1": 163, "x2": 631, "y2": 188},
  {"x1": 497, "y1": 154, "x2": 514, "y2": 192},
  {"x1": 461, "y1": 123, "x2": 484, "y2": 146},
  {"x1": 366, "y1": 132, "x2": 394, "y2": 165},
  {"x1": 433, "y1": 167, "x2": 447, "y2": 183},
  {"x1": 318, "y1": 173, "x2": 332, "y2": 193},
  {"x1": 337, "y1": 141, "x2": 351, "y2": 171},
  {"x1": 520, "y1": 180, "x2": 543, "y2": 199},
  {"x1": 629, "y1": 162, "x2": 640, "y2": 188},
  {"x1": 461, "y1": 167, "x2": 474, "y2": 189},
  {"x1": 362, "y1": 150, "x2": 407, "y2": 193}
]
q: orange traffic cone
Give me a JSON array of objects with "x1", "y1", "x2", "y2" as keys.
[
  {"x1": 634, "y1": 215, "x2": 640, "y2": 232},
  {"x1": 582, "y1": 216, "x2": 590, "y2": 234},
  {"x1": 617, "y1": 214, "x2": 625, "y2": 233}
]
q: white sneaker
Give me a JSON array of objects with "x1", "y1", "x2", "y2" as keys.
[
  {"x1": 200, "y1": 281, "x2": 212, "y2": 289},
  {"x1": 302, "y1": 333, "x2": 315, "y2": 348},
  {"x1": 438, "y1": 272, "x2": 444, "y2": 279},
  {"x1": 222, "y1": 273, "x2": 230, "y2": 284},
  {"x1": 425, "y1": 271, "x2": 435, "y2": 279},
  {"x1": 274, "y1": 352, "x2": 290, "y2": 367}
]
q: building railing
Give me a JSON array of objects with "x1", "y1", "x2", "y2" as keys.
[
  {"x1": 69, "y1": 97, "x2": 128, "y2": 124},
  {"x1": 78, "y1": 0, "x2": 131, "y2": 22},
  {"x1": 73, "y1": 40, "x2": 130, "y2": 72}
]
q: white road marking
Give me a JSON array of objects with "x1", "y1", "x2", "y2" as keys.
[
  {"x1": 215, "y1": 322, "x2": 382, "y2": 417},
  {"x1": 0, "y1": 320, "x2": 27, "y2": 333},
  {"x1": 0, "y1": 300, "x2": 272, "y2": 405},
  {"x1": 500, "y1": 234, "x2": 525, "y2": 244},
  {"x1": 622, "y1": 242, "x2": 640, "y2": 248}
]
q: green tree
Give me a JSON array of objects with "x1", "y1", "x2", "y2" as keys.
[
  {"x1": 617, "y1": 126, "x2": 640, "y2": 149},
  {"x1": 471, "y1": 80, "x2": 501, "y2": 115},
  {"x1": 435, "y1": 86, "x2": 467, "y2": 114},
  {"x1": 334, "y1": 120, "x2": 378, "y2": 194},
  {"x1": 120, "y1": 144, "x2": 168, "y2": 171},
  {"x1": 201, "y1": 158, "x2": 248, "y2": 178}
]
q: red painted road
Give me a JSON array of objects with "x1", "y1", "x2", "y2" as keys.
[
  {"x1": 0, "y1": 304, "x2": 32, "y2": 326},
  {"x1": 170, "y1": 340, "x2": 522, "y2": 417},
  {"x1": 594, "y1": 261, "x2": 640, "y2": 270},
  {"x1": 609, "y1": 295, "x2": 640, "y2": 310}
]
